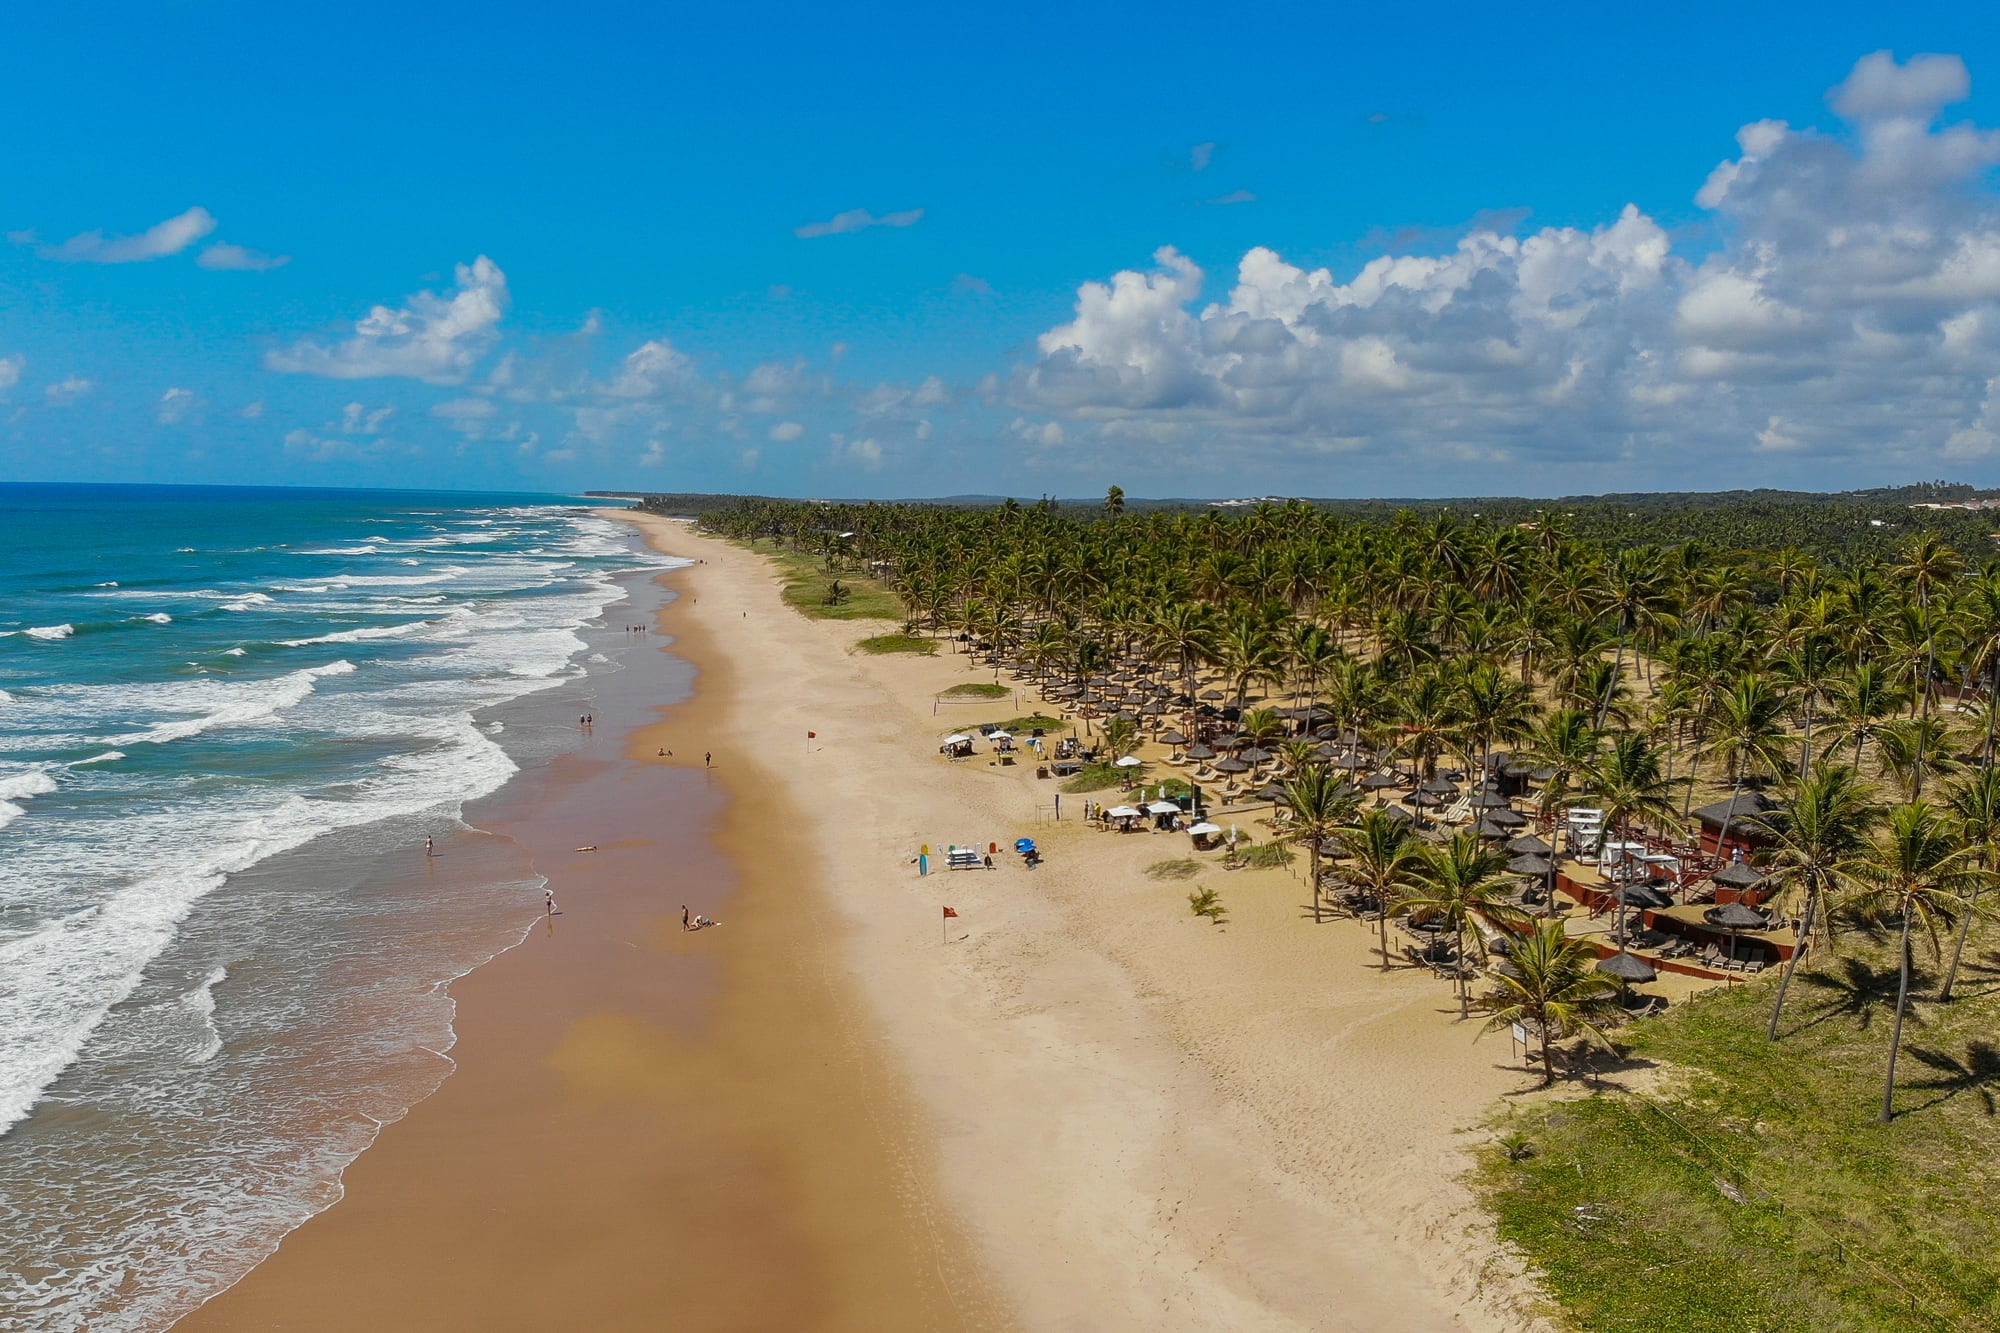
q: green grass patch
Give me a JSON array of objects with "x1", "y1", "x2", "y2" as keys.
[
  {"x1": 991, "y1": 714, "x2": 1067, "y2": 735},
  {"x1": 1059, "y1": 762, "x2": 1125, "y2": 793},
  {"x1": 1478, "y1": 927, "x2": 2000, "y2": 1333},
  {"x1": 742, "y1": 538, "x2": 902, "y2": 621},
  {"x1": 1147, "y1": 858, "x2": 1201, "y2": 881},
  {"x1": 1235, "y1": 842, "x2": 1293, "y2": 869},
  {"x1": 856, "y1": 633, "x2": 936, "y2": 655},
  {"x1": 940, "y1": 682, "x2": 1009, "y2": 699}
]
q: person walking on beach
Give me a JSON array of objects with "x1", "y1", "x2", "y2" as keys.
[
  {"x1": 682, "y1": 904, "x2": 692, "y2": 930},
  {"x1": 425, "y1": 835, "x2": 433, "y2": 857},
  {"x1": 704, "y1": 752, "x2": 712, "y2": 768},
  {"x1": 545, "y1": 890, "x2": 558, "y2": 915}
]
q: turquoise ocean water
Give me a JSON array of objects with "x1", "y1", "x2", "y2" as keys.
[{"x1": 0, "y1": 484, "x2": 673, "y2": 1329}]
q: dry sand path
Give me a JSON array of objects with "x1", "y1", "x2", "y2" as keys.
[{"x1": 626, "y1": 515, "x2": 1549, "y2": 1333}]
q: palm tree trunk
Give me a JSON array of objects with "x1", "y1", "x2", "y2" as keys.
[
  {"x1": 1799, "y1": 697, "x2": 1815, "y2": 775},
  {"x1": 1939, "y1": 877, "x2": 1982, "y2": 1002},
  {"x1": 1881, "y1": 913, "x2": 1914, "y2": 1123},
  {"x1": 1913, "y1": 607, "x2": 1936, "y2": 800},
  {"x1": 1986, "y1": 657, "x2": 1999, "y2": 771},
  {"x1": 1378, "y1": 910, "x2": 1393, "y2": 971},
  {"x1": 1538, "y1": 1024, "x2": 1555, "y2": 1089},
  {"x1": 1596, "y1": 634, "x2": 1627, "y2": 732},
  {"x1": 1766, "y1": 884, "x2": 1819, "y2": 1040},
  {"x1": 1309, "y1": 844, "x2": 1322, "y2": 923}
]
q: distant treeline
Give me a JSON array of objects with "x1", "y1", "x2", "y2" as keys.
[{"x1": 625, "y1": 482, "x2": 2000, "y2": 566}]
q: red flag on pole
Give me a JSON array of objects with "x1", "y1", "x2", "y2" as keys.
[
  {"x1": 942, "y1": 906, "x2": 959, "y2": 918},
  {"x1": 808, "y1": 731, "x2": 816, "y2": 738}
]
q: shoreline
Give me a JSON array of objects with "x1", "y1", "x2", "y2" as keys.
[
  {"x1": 180, "y1": 529, "x2": 999, "y2": 1329},
  {"x1": 612, "y1": 515, "x2": 1547, "y2": 1331}
]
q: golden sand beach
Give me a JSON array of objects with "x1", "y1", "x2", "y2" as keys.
[{"x1": 184, "y1": 512, "x2": 1549, "y2": 1331}]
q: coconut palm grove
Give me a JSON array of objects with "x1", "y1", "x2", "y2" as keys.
[{"x1": 662, "y1": 484, "x2": 2000, "y2": 1332}]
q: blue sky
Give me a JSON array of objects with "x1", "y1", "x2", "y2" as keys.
[{"x1": 3, "y1": 2, "x2": 1999, "y2": 498}]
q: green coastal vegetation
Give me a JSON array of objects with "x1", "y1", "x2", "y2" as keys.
[
  {"x1": 740, "y1": 535, "x2": 902, "y2": 620},
  {"x1": 672, "y1": 485, "x2": 2000, "y2": 1328},
  {"x1": 857, "y1": 632, "x2": 937, "y2": 654},
  {"x1": 938, "y1": 681, "x2": 1009, "y2": 699}
]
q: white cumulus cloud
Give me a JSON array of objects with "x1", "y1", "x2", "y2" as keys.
[
  {"x1": 769, "y1": 420, "x2": 805, "y2": 441},
  {"x1": 157, "y1": 387, "x2": 196, "y2": 424},
  {"x1": 794, "y1": 207, "x2": 924, "y2": 239},
  {"x1": 42, "y1": 207, "x2": 216, "y2": 263},
  {"x1": 1012, "y1": 51, "x2": 2000, "y2": 480},
  {"x1": 266, "y1": 256, "x2": 509, "y2": 382},
  {"x1": 0, "y1": 355, "x2": 21, "y2": 397},
  {"x1": 44, "y1": 376, "x2": 93, "y2": 405},
  {"x1": 198, "y1": 242, "x2": 290, "y2": 271}
]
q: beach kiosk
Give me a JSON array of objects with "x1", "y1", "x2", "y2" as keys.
[
  {"x1": 1188, "y1": 820, "x2": 1224, "y2": 850},
  {"x1": 940, "y1": 734, "x2": 975, "y2": 759}
]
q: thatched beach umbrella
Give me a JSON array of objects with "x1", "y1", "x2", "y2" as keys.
[
  {"x1": 1238, "y1": 746, "x2": 1274, "y2": 764},
  {"x1": 1419, "y1": 777, "x2": 1458, "y2": 795},
  {"x1": 1468, "y1": 789, "x2": 1511, "y2": 809},
  {"x1": 1361, "y1": 772, "x2": 1402, "y2": 790},
  {"x1": 1616, "y1": 882, "x2": 1673, "y2": 910},
  {"x1": 1596, "y1": 950, "x2": 1658, "y2": 984},
  {"x1": 1484, "y1": 807, "x2": 1528, "y2": 828},
  {"x1": 1159, "y1": 730, "x2": 1189, "y2": 747},
  {"x1": 1506, "y1": 834, "x2": 1552, "y2": 856},
  {"x1": 1705, "y1": 901, "x2": 1768, "y2": 929},
  {"x1": 1705, "y1": 900, "x2": 1769, "y2": 968},
  {"x1": 1186, "y1": 743, "x2": 1218, "y2": 761},
  {"x1": 1713, "y1": 862, "x2": 1766, "y2": 892},
  {"x1": 1508, "y1": 854, "x2": 1557, "y2": 877},
  {"x1": 1212, "y1": 756, "x2": 1251, "y2": 774}
]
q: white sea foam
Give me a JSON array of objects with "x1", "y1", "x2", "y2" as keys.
[
  {"x1": 142, "y1": 613, "x2": 172, "y2": 624},
  {"x1": 72, "y1": 751, "x2": 125, "y2": 767},
  {"x1": 181, "y1": 967, "x2": 227, "y2": 1064},
  {"x1": 0, "y1": 768, "x2": 58, "y2": 830},
  {"x1": 219, "y1": 593, "x2": 274, "y2": 612},
  {"x1": 279, "y1": 621, "x2": 431, "y2": 648},
  {"x1": 222, "y1": 647, "x2": 246, "y2": 657},
  {"x1": 25, "y1": 624, "x2": 74, "y2": 640},
  {"x1": 326, "y1": 568, "x2": 465, "y2": 587},
  {"x1": 111, "y1": 661, "x2": 357, "y2": 748},
  {"x1": 298, "y1": 545, "x2": 380, "y2": 555}
]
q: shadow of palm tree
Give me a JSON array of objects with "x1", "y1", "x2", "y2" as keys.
[
  {"x1": 1789, "y1": 957, "x2": 1906, "y2": 1035},
  {"x1": 1902, "y1": 1041, "x2": 2000, "y2": 1116}
]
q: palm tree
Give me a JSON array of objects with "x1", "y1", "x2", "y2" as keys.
[
  {"x1": 1279, "y1": 765, "x2": 1360, "y2": 922},
  {"x1": 1596, "y1": 548, "x2": 1676, "y2": 729},
  {"x1": 1390, "y1": 670, "x2": 1457, "y2": 782},
  {"x1": 1102, "y1": 717, "x2": 1140, "y2": 759},
  {"x1": 1396, "y1": 833, "x2": 1527, "y2": 1016},
  {"x1": 1841, "y1": 801, "x2": 1986, "y2": 1122},
  {"x1": 1891, "y1": 533, "x2": 1964, "y2": 796},
  {"x1": 1873, "y1": 717, "x2": 1960, "y2": 801},
  {"x1": 1939, "y1": 764, "x2": 2000, "y2": 1002},
  {"x1": 1585, "y1": 731, "x2": 1686, "y2": 946},
  {"x1": 1745, "y1": 763, "x2": 1882, "y2": 1040},
  {"x1": 1699, "y1": 673, "x2": 1795, "y2": 858},
  {"x1": 1586, "y1": 731, "x2": 1684, "y2": 852},
  {"x1": 1516, "y1": 708, "x2": 1603, "y2": 818},
  {"x1": 1455, "y1": 662, "x2": 1540, "y2": 782},
  {"x1": 1823, "y1": 662, "x2": 1907, "y2": 772},
  {"x1": 1332, "y1": 810, "x2": 1422, "y2": 970},
  {"x1": 1476, "y1": 919, "x2": 1626, "y2": 1089}
]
